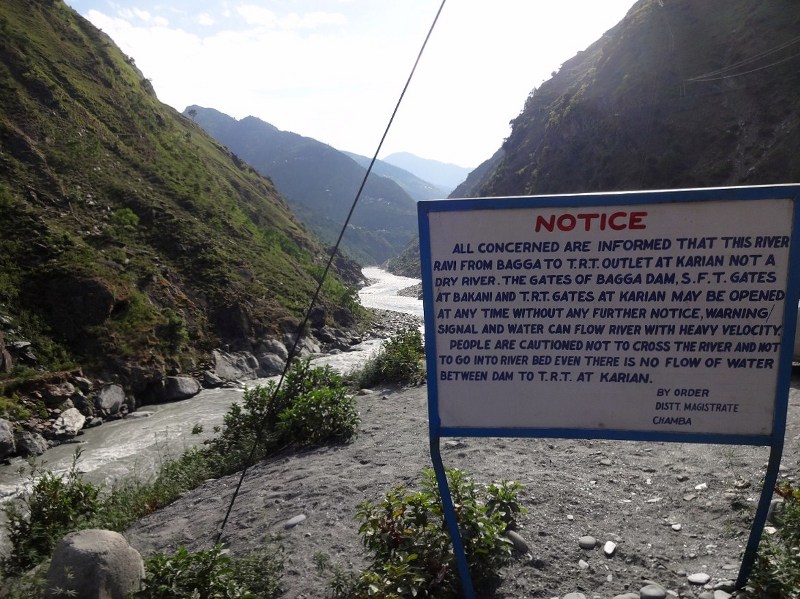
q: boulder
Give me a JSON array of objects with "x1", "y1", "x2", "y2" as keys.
[
  {"x1": 0, "y1": 418, "x2": 15, "y2": 460},
  {"x1": 70, "y1": 390, "x2": 96, "y2": 418},
  {"x1": 256, "y1": 338, "x2": 289, "y2": 361},
  {"x1": 51, "y1": 408, "x2": 85, "y2": 440},
  {"x1": 72, "y1": 375, "x2": 94, "y2": 393},
  {"x1": 257, "y1": 353, "x2": 285, "y2": 377},
  {"x1": 42, "y1": 382, "x2": 76, "y2": 409},
  {"x1": 202, "y1": 370, "x2": 225, "y2": 388},
  {"x1": 161, "y1": 376, "x2": 201, "y2": 401},
  {"x1": 212, "y1": 349, "x2": 259, "y2": 381},
  {"x1": 15, "y1": 430, "x2": 48, "y2": 457},
  {"x1": 45, "y1": 529, "x2": 144, "y2": 599},
  {"x1": 95, "y1": 384, "x2": 125, "y2": 416}
]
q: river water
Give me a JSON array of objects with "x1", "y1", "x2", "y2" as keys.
[{"x1": 0, "y1": 267, "x2": 422, "y2": 498}]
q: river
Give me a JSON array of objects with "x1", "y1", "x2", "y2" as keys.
[{"x1": 0, "y1": 267, "x2": 422, "y2": 498}]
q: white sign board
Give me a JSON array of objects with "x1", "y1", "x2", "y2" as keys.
[{"x1": 420, "y1": 192, "x2": 798, "y2": 439}]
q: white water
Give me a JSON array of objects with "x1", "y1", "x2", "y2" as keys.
[{"x1": 0, "y1": 268, "x2": 422, "y2": 498}]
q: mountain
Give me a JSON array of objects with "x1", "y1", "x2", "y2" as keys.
[
  {"x1": 185, "y1": 107, "x2": 418, "y2": 265},
  {"x1": 0, "y1": 0, "x2": 361, "y2": 398},
  {"x1": 467, "y1": 0, "x2": 800, "y2": 196},
  {"x1": 382, "y1": 152, "x2": 472, "y2": 193},
  {"x1": 390, "y1": 0, "x2": 800, "y2": 277},
  {"x1": 342, "y1": 151, "x2": 449, "y2": 201}
]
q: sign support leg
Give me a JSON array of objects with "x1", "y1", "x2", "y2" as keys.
[
  {"x1": 736, "y1": 440, "x2": 783, "y2": 589},
  {"x1": 430, "y1": 435, "x2": 475, "y2": 599}
]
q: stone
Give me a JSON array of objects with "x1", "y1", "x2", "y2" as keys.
[
  {"x1": 202, "y1": 370, "x2": 225, "y2": 388},
  {"x1": 0, "y1": 418, "x2": 15, "y2": 459},
  {"x1": 70, "y1": 390, "x2": 95, "y2": 417},
  {"x1": 578, "y1": 559, "x2": 589, "y2": 569},
  {"x1": 95, "y1": 384, "x2": 125, "y2": 416},
  {"x1": 212, "y1": 349, "x2": 259, "y2": 381},
  {"x1": 603, "y1": 540, "x2": 616, "y2": 556},
  {"x1": 613, "y1": 594, "x2": 639, "y2": 599},
  {"x1": 713, "y1": 592, "x2": 731, "y2": 599},
  {"x1": 640, "y1": 584, "x2": 667, "y2": 599},
  {"x1": 578, "y1": 535, "x2": 597, "y2": 549},
  {"x1": 285, "y1": 514, "x2": 306, "y2": 528},
  {"x1": 688, "y1": 572, "x2": 711, "y2": 585},
  {"x1": 73, "y1": 376, "x2": 94, "y2": 393},
  {"x1": 767, "y1": 498, "x2": 784, "y2": 525},
  {"x1": 51, "y1": 408, "x2": 85, "y2": 439},
  {"x1": 14, "y1": 430, "x2": 48, "y2": 457},
  {"x1": 256, "y1": 352, "x2": 285, "y2": 377},
  {"x1": 42, "y1": 382, "x2": 76, "y2": 408},
  {"x1": 45, "y1": 529, "x2": 144, "y2": 598},
  {"x1": 258, "y1": 338, "x2": 289, "y2": 361},
  {"x1": 564, "y1": 594, "x2": 587, "y2": 599},
  {"x1": 161, "y1": 376, "x2": 201, "y2": 401},
  {"x1": 504, "y1": 529, "x2": 529, "y2": 553},
  {"x1": 671, "y1": 523, "x2": 682, "y2": 531}
]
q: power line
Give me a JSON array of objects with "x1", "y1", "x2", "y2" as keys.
[{"x1": 214, "y1": 0, "x2": 448, "y2": 546}]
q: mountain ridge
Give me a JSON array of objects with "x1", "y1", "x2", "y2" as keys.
[
  {"x1": 186, "y1": 106, "x2": 419, "y2": 266},
  {"x1": 0, "y1": 0, "x2": 362, "y2": 403}
]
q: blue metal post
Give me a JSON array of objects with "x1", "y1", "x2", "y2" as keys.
[
  {"x1": 736, "y1": 441, "x2": 784, "y2": 588},
  {"x1": 430, "y1": 435, "x2": 476, "y2": 599}
]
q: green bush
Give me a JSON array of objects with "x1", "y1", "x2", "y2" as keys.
[
  {"x1": 2, "y1": 451, "x2": 101, "y2": 575},
  {"x1": 350, "y1": 468, "x2": 523, "y2": 598},
  {"x1": 207, "y1": 359, "x2": 359, "y2": 472},
  {"x1": 136, "y1": 544, "x2": 283, "y2": 599},
  {"x1": 750, "y1": 481, "x2": 800, "y2": 597},
  {"x1": 351, "y1": 327, "x2": 425, "y2": 388}
]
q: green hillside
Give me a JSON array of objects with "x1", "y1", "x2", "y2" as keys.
[
  {"x1": 0, "y1": 0, "x2": 361, "y2": 394},
  {"x1": 187, "y1": 107, "x2": 419, "y2": 266},
  {"x1": 392, "y1": 0, "x2": 800, "y2": 278},
  {"x1": 474, "y1": 0, "x2": 800, "y2": 196}
]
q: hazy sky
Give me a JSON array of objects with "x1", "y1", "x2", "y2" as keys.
[{"x1": 65, "y1": 1, "x2": 637, "y2": 167}]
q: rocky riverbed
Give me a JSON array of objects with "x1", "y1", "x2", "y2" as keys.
[{"x1": 124, "y1": 371, "x2": 800, "y2": 598}]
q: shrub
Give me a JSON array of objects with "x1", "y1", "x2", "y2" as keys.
[
  {"x1": 750, "y1": 481, "x2": 800, "y2": 597},
  {"x1": 137, "y1": 545, "x2": 264, "y2": 599},
  {"x1": 206, "y1": 359, "x2": 359, "y2": 473},
  {"x1": 2, "y1": 450, "x2": 101, "y2": 575},
  {"x1": 351, "y1": 327, "x2": 425, "y2": 388},
  {"x1": 352, "y1": 468, "x2": 523, "y2": 598}
]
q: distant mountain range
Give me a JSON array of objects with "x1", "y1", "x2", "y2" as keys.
[
  {"x1": 186, "y1": 107, "x2": 451, "y2": 265},
  {"x1": 342, "y1": 152, "x2": 451, "y2": 201},
  {"x1": 382, "y1": 152, "x2": 472, "y2": 193}
]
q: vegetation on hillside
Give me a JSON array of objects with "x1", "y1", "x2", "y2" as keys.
[
  {"x1": 187, "y1": 106, "x2": 419, "y2": 266},
  {"x1": 475, "y1": 0, "x2": 800, "y2": 197},
  {"x1": 0, "y1": 0, "x2": 362, "y2": 391}
]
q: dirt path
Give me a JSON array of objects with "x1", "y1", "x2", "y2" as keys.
[{"x1": 125, "y1": 374, "x2": 800, "y2": 597}]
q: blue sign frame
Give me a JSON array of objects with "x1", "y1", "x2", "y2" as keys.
[{"x1": 418, "y1": 185, "x2": 800, "y2": 596}]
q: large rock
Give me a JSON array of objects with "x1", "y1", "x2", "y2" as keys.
[
  {"x1": 256, "y1": 338, "x2": 289, "y2": 361},
  {"x1": 257, "y1": 352, "x2": 285, "y2": 377},
  {"x1": 42, "y1": 382, "x2": 76, "y2": 409},
  {"x1": 15, "y1": 430, "x2": 48, "y2": 457},
  {"x1": 212, "y1": 349, "x2": 259, "y2": 381},
  {"x1": 51, "y1": 408, "x2": 85, "y2": 440},
  {"x1": 0, "y1": 418, "x2": 15, "y2": 460},
  {"x1": 45, "y1": 529, "x2": 144, "y2": 599},
  {"x1": 161, "y1": 376, "x2": 201, "y2": 401},
  {"x1": 95, "y1": 384, "x2": 125, "y2": 416}
]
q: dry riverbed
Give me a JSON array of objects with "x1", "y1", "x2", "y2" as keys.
[{"x1": 125, "y1": 370, "x2": 800, "y2": 598}]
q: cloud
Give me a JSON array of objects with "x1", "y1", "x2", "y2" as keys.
[
  {"x1": 196, "y1": 12, "x2": 215, "y2": 27},
  {"x1": 235, "y1": 4, "x2": 276, "y2": 28}
]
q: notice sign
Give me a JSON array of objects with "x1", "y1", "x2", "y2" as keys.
[{"x1": 419, "y1": 188, "x2": 800, "y2": 440}]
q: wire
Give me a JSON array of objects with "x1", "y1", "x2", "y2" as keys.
[{"x1": 214, "y1": 0, "x2": 448, "y2": 546}]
